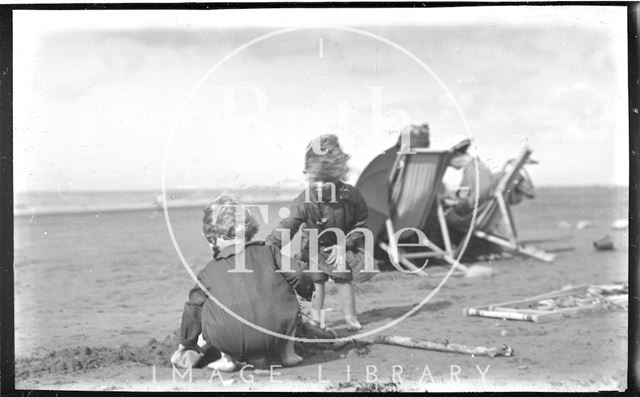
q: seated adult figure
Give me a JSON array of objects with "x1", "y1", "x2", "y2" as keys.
[
  {"x1": 442, "y1": 136, "x2": 535, "y2": 230},
  {"x1": 170, "y1": 195, "x2": 315, "y2": 371},
  {"x1": 441, "y1": 137, "x2": 536, "y2": 257},
  {"x1": 396, "y1": 134, "x2": 497, "y2": 259},
  {"x1": 442, "y1": 137, "x2": 497, "y2": 231}
]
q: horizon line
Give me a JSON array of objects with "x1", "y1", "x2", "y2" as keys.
[{"x1": 13, "y1": 183, "x2": 630, "y2": 195}]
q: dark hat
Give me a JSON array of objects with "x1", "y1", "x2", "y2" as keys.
[
  {"x1": 304, "y1": 134, "x2": 350, "y2": 182},
  {"x1": 396, "y1": 123, "x2": 431, "y2": 148}
]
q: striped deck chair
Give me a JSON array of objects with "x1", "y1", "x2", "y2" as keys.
[
  {"x1": 380, "y1": 148, "x2": 469, "y2": 276},
  {"x1": 469, "y1": 147, "x2": 555, "y2": 262}
]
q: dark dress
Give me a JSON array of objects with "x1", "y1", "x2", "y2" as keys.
[
  {"x1": 265, "y1": 181, "x2": 371, "y2": 283},
  {"x1": 179, "y1": 241, "x2": 314, "y2": 362}
]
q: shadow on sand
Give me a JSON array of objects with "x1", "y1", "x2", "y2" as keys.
[
  {"x1": 290, "y1": 300, "x2": 453, "y2": 368},
  {"x1": 327, "y1": 299, "x2": 452, "y2": 329}
]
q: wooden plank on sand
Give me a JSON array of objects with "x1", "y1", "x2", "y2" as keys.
[{"x1": 373, "y1": 335, "x2": 514, "y2": 357}]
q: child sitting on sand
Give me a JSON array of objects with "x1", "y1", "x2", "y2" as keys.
[
  {"x1": 266, "y1": 134, "x2": 370, "y2": 331},
  {"x1": 171, "y1": 195, "x2": 314, "y2": 371}
]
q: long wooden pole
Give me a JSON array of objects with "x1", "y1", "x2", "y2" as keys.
[{"x1": 373, "y1": 335, "x2": 514, "y2": 358}]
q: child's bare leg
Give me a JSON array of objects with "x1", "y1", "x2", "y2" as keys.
[
  {"x1": 309, "y1": 282, "x2": 325, "y2": 325},
  {"x1": 280, "y1": 326, "x2": 303, "y2": 367},
  {"x1": 337, "y1": 282, "x2": 361, "y2": 331}
]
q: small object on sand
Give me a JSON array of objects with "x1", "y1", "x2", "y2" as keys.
[
  {"x1": 558, "y1": 221, "x2": 572, "y2": 230},
  {"x1": 594, "y1": 235, "x2": 614, "y2": 251},
  {"x1": 464, "y1": 265, "x2": 494, "y2": 278},
  {"x1": 605, "y1": 294, "x2": 628, "y2": 310},
  {"x1": 373, "y1": 335, "x2": 513, "y2": 358},
  {"x1": 345, "y1": 318, "x2": 363, "y2": 331},
  {"x1": 589, "y1": 284, "x2": 628, "y2": 295},
  {"x1": 537, "y1": 299, "x2": 557, "y2": 311},
  {"x1": 611, "y1": 219, "x2": 628, "y2": 230},
  {"x1": 555, "y1": 295, "x2": 577, "y2": 308},
  {"x1": 576, "y1": 220, "x2": 594, "y2": 230}
]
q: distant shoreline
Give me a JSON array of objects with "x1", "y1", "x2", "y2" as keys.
[
  {"x1": 13, "y1": 194, "x2": 298, "y2": 217},
  {"x1": 12, "y1": 185, "x2": 627, "y2": 217},
  {"x1": 13, "y1": 184, "x2": 629, "y2": 195}
]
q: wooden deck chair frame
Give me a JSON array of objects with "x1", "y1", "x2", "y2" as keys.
[
  {"x1": 470, "y1": 146, "x2": 555, "y2": 262},
  {"x1": 463, "y1": 284, "x2": 627, "y2": 323},
  {"x1": 380, "y1": 148, "x2": 469, "y2": 277}
]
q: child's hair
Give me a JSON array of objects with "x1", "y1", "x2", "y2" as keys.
[
  {"x1": 304, "y1": 134, "x2": 350, "y2": 183},
  {"x1": 202, "y1": 195, "x2": 259, "y2": 244}
]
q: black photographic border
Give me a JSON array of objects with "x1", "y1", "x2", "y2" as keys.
[{"x1": 0, "y1": 2, "x2": 637, "y2": 396}]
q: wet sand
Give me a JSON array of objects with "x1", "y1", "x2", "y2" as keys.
[{"x1": 14, "y1": 186, "x2": 628, "y2": 391}]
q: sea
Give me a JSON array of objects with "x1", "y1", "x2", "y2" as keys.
[{"x1": 13, "y1": 187, "x2": 302, "y2": 217}]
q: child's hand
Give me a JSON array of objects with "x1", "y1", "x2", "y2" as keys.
[{"x1": 324, "y1": 245, "x2": 345, "y2": 268}]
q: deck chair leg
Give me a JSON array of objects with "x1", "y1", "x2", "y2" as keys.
[
  {"x1": 495, "y1": 194, "x2": 555, "y2": 262},
  {"x1": 396, "y1": 254, "x2": 429, "y2": 276},
  {"x1": 496, "y1": 194, "x2": 518, "y2": 247},
  {"x1": 379, "y1": 242, "x2": 430, "y2": 277},
  {"x1": 385, "y1": 219, "x2": 400, "y2": 265},
  {"x1": 460, "y1": 147, "x2": 556, "y2": 263},
  {"x1": 475, "y1": 230, "x2": 517, "y2": 250},
  {"x1": 437, "y1": 203, "x2": 453, "y2": 254},
  {"x1": 516, "y1": 244, "x2": 556, "y2": 263},
  {"x1": 419, "y1": 237, "x2": 469, "y2": 275},
  {"x1": 475, "y1": 231, "x2": 555, "y2": 263},
  {"x1": 383, "y1": 219, "x2": 429, "y2": 275}
]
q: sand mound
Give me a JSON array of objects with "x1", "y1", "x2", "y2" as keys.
[
  {"x1": 16, "y1": 331, "x2": 180, "y2": 380},
  {"x1": 16, "y1": 325, "x2": 354, "y2": 379}
]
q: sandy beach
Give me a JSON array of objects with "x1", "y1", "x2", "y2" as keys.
[{"x1": 14, "y1": 186, "x2": 628, "y2": 391}]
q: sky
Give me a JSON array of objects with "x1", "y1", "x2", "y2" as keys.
[{"x1": 13, "y1": 6, "x2": 629, "y2": 193}]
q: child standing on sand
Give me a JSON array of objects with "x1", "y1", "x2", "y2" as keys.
[{"x1": 266, "y1": 134, "x2": 370, "y2": 331}]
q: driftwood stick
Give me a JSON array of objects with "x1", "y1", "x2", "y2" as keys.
[
  {"x1": 373, "y1": 335, "x2": 514, "y2": 358},
  {"x1": 331, "y1": 338, "x2": 375, "y2": 350}
]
